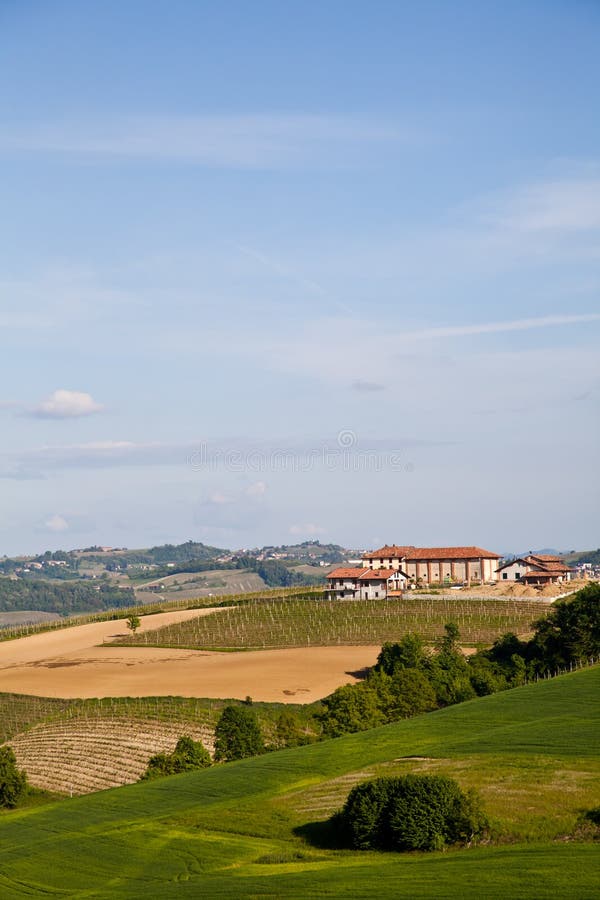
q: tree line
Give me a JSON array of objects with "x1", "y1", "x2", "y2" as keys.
[
  {"x1": 318, "y1": 582, "x2": 600, "y2": 737},
  {"x1": 0, "y1": 579, "x2": 135, "y2": 615}
]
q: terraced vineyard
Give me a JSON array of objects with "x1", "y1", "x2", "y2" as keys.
[
  {"x1": 113, "y1": 596, "x2": 550, "y2": 650},
  {"x1": 2, "y1": 693, "x2": 317, "y2": 794},
  {"x1": 9, "y1": 718, "x2": 215, "y2": 794}
]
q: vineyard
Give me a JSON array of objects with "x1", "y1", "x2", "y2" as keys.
[
  {"x1": 113, "y1": 596, "x2": 550, "y2": 651},
  {"x1": 0, "y1": 586, "x2": 322, "y2": 644},
  {"x1": 2, "y1": 693, "x2": 316, "y2": 795},
  {"x1": 9, "y1": 717, "x2": 215, "y2": 794}
]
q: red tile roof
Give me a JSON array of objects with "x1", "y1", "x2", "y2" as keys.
[
  {"x1": 327, "y1": 567, "x2": 369, "y2": 580},
  {"x1": 522, "y1": 570, "x2": 566, "y2": 581},
  {"x1": 405, "y1": 546, "x2": 501, "y2": 560},
  {"x1": 362, "y1": 545, "x2": 415, "y2": 559},
  {"x1": 364, "y1": 545, "x2": 500, "y2": 561},
  {"x1": 497, "y1": 555, "x2": 570, "y2": 575},
  {"x1": 359, "y1": 568, "x2": 398, "y2": 581},
  {"x1": 327, "y1": 567, "x2": 402, "y2": 582},
  {"x1": 525, "y1": 555, "x2": 570, "y2": 572}
]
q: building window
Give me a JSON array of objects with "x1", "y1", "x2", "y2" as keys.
[
  {"x1": 515, "y1": 573, "x2": 521, "y2": 580},
  {"x1": 502, "y1": 573, "x2": 508, "y2": 580}
]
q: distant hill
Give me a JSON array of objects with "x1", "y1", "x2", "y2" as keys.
[
  {"x1": 563, "y1": 548, "x2": 600, "y2": 566},
  {"x1": 77, "y1": 540, "x2": 226, "y2": 568}
]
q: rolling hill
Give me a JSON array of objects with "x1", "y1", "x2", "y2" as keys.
[{"x1": 0, "y1": 665, "x2": 598, "y2": 898}]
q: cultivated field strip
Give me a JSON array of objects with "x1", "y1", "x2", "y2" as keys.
[
  {"x1": 0, "y1": 694, "x2": 219, "y2": 744},
  {"x1": 9, "y1": 718, "x2": 214, "y2": 794},
  {"x1": 113, "y1": 597, "x2": 549, "y2": 650},
  {"x1": 0, "y1": 586, "x2": 322, "y2": 643}
]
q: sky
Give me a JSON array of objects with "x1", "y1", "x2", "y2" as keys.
[{"x1": 1, "y1": 0, "x2": 599, "y2": 556}]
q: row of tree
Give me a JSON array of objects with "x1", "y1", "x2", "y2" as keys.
[{"x1": 319, "y1": 582, "x2": 600, "y2": 737}]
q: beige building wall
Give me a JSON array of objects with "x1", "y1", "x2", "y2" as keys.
[{"x1": 365, "y1": 554, "x2": 499, "y2": 584}]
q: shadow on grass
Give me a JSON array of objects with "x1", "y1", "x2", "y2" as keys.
[{"x1": 293, "y1": 814, "x2": 349, "y2": 850}]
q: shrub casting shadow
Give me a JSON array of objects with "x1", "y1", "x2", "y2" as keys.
[{"x1": 293, "y1": 814, "x2": 349, "y2": 850}]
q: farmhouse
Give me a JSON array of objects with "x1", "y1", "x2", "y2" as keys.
[
  {"x1": 327, "y1": 544, "x2": 502, "y2": 598},
  {"x1": 495, "y1": 554, "x2": 572, "y2": 584},
  {"x1": 362, "y1": 545, "x2": 501, "y2": 584},
  {"x1": 326, "y1": 567, "x2": 408, "y2": 600}
]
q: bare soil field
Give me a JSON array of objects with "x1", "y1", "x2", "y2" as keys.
[
  {"x1": 457, "y1": 579, "x2": 585, "y2": 599},
  {"x1": 0, "y1": 608, "x2": 379, "y2": 702}
]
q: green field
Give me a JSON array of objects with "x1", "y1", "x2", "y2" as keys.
[
  {"x1": 0, "y1": 666, "x2": 598, "y2": 897},
  {"x1": 114, "y1": 596, "x2": 550, "y2": 650}
]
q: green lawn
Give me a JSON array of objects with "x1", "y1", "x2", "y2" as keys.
[{"x1": 0, "y1": 666, "x2": 598, "y2": 897}]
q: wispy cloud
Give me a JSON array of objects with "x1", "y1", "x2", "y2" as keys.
[
  {"x1": 489, "y1": 178, "x2": 600, "y2": 233},
  {"x1": 0, "y1": 114, "x2": 418, "y2": 169},
  {"x1": 402, "y1": 312, "x2": 600, "y2": 341}
]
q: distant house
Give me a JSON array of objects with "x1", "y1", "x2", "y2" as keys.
[
  {"x1": 362, "y1": 545, "x2": 501, "y2": 585},
  {"x1": 326, "y1": 567, "x2": 408, "y2": 600},
  {"x1": 495, "y1": 554, "x2": 572, "y2": 585}
]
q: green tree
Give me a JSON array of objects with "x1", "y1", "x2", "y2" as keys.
[
  {"x1": 318, "y1": 683, "x2": 385, "y2": 738},
  {"x1": 376, "y1": 634, "x2": 428, "y2": 675},
  {"x1": 386, "y1": 668, "x2": 439, "y2": 719},
  {"x1": 274, "y1": 710, "x2": 311, "y2": 749},
  {"x1": 214, "y1": 705, "x2": 265, "y2": 761},
  {"x1": 530, "y1": 582, "x2": 600, "y2": 670},
  {"x1": 425, "y1": 623, "x2": 476, "y2": 706},
  {"x1": 0, "y1": 746, "x2": 28, "y2": 808},
  {"x1": 126, "y1": 614, "x2": 141, "y2": 634}
]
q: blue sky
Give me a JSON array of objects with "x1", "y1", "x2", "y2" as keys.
[{"x1": 1, "y1": 0, "x2": 599, "y2": 555}]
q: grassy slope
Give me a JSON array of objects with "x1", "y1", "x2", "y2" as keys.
[{"x1": 0, "y1": 667, "x2": 598, "y2": 898}]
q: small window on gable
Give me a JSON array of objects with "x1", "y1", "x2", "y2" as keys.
[{"x1": 503, "y1": 572, "x2": 508, "y2": 580}]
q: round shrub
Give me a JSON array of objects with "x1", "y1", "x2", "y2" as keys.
[
  {"x1": 340, "y1": 774, "x2": 487, "y2": 852},
  {"x1": 141, "y1": 735, "x2": 211, "y2": 781}
]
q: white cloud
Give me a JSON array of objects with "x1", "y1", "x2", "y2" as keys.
[
  {"x1": 33, "y1": 390, "x2": 104, "y2": 419},
  {"x1": 289, "y1": 523, "x2": 326, "y2": 536},
  {"x1": 44, "y1": 514, "x2": 69, "y2": 533}
]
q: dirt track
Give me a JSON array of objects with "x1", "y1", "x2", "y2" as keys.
[{"x1": 0, "y1": 609, "x2": 380, "y2": 703}]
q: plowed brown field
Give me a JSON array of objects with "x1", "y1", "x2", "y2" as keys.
[{"x1": 0, "y1": 608, "x2": 379, "y2": 702}]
